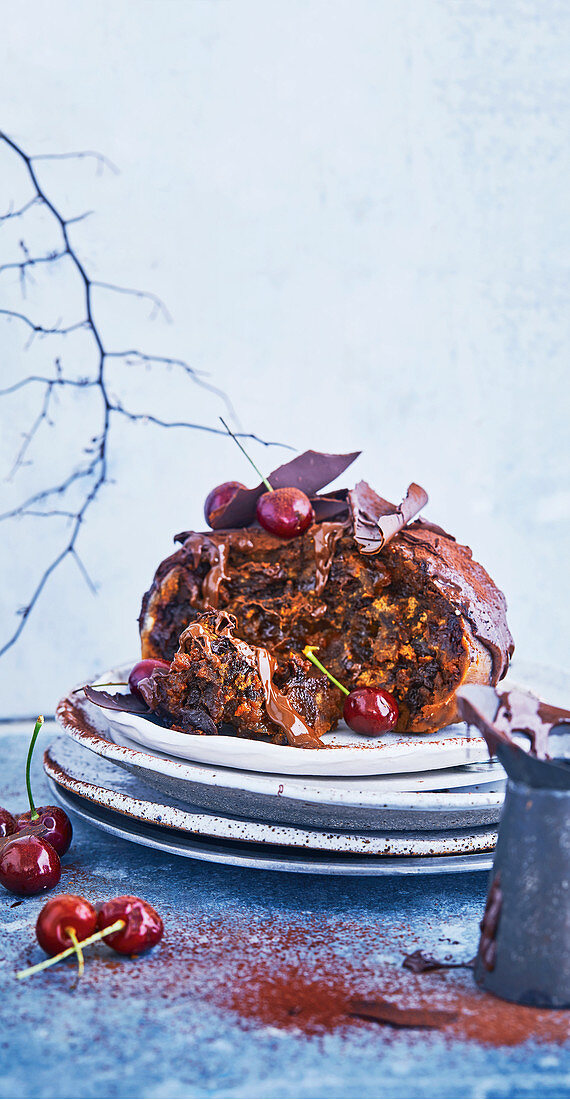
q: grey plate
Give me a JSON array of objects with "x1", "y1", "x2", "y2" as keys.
[
  {"x1": 48, "y1": 779, "x2": 493, "y2": 877},
  {"x1": 45, "y1": 737, "x2": 498, "y2": 857},
  {"x1": 57, "y1": 690, "x2": 505, "y2": 831}
]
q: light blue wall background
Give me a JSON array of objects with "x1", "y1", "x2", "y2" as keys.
[{"x1": 1, "y1": 0, "x2": 568, "y2": 715}]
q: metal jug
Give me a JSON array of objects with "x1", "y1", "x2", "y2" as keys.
[{"x1": 457, "y1": 683, "x2": 570, "y2": 1008}]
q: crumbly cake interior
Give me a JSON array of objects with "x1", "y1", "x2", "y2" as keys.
[{"x1": 140, "y1": 526, "x2": 474, "y2": 734}]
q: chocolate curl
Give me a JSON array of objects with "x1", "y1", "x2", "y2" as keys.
[
  {"x1": 349, "y1": 480, "x2": 428, "y2": 555},
  {"x1": 209, "y1": 450, "x2": 360, "y2": 529}
]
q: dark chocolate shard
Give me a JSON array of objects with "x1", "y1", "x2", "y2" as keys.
[
  {"x1": 310, "y1": 489, "x2": 350, "y2": 522},
  {"x1": 83, "y1": 685, "x2": 149, "y2": 715},
  {"x1": 349, "y1": 998, "x2": 457, "y2": 1030},
  {"x1": 403, "y1": 949, "x2": 474, "y2": 974},
  {"x1": 349, "y1": 479, "x2": 428, "y2": 555},
  {"x1": 208, "y1": 450, "x2": 360, "y2": 529}
]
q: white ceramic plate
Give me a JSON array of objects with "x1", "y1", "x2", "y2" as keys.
[
  {"x1": 57, "y1": 690, "x2": 505, "y2": 830},
  {"x1": 45, "y1": 737, "x2": 498, "y2": 858},
  {"x1": 49, "y1": 780, "x2": 494, "y2": 876},
  {"x1": 86, "y1": 663, "x2": 490, "y2": 777}
]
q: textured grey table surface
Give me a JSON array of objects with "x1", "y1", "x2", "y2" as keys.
[{"x1": 1, "y1": 723, "x2": 569, "y2": 1100}]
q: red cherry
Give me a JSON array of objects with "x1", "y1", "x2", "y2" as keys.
[
  {"x1": 0, "y1": 836, "x2": 61, "y2": 896},
  {"x1": 97, "y1": 895, "x2": 164, "y2": 955},
  {"x1": 36, "y1": 894, "x2": 98, "y2": 956},
  {"x1": 0, "y1": 807, "x2": 17, "y2": 838},
  {"x1": 343, "y1": 688, "x2": 399, "y2": 736},
  {"x1": 15, "y1": 807, "x2": 72, "y2": 857},
  {"x1": 204, "y1": 481, "x2": 246, "y2": 528},
  {"x1": 128, "y1": 658, "x2": 170, "y2": 701},
  {"x1": 256, "y1": 487, "x2": 314, "y2": 539}
]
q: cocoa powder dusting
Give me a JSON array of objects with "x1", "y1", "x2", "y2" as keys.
[{"x1": 76, "y1": 911, "x2": 570, "y2": 1047}]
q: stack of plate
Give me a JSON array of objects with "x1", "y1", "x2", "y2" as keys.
[{"x1": 49, "y1": 663, "x2": 513, "y2": 877}]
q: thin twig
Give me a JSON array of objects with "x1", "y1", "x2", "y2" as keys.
[{"x1": 0, "y1": 131, "x2": 291, "y2": 659}]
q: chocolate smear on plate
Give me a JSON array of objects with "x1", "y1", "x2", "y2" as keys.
[
  {"x1": 208, "y1": 450, "x2": 360, "y2": 529},
  {"x1": 349, "y1": 479, "x2": 428, "y2": 555}
]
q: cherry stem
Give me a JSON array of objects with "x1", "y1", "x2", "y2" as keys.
[
  {"x1": 65, "y1": 926, "x2": 84, "y2": 979},
  {"x1": 219, "y1": 416, "x2": 273, "y2": 494},
  {"x1": 303, "y1": 646, "x2": 350, "y2": 696},
  {"x1": 25, "y1": 716, "x2": 44, "y2": 821},
  {"x1": 16, "y1": 919, "x2": 126, "y2": 980}
]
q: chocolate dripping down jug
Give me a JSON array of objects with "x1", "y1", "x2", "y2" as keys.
[{"x1": 457, "y1": 683, "x2": 570, "y2": 1008}]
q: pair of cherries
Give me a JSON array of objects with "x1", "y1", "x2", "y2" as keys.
[
  {"x1": 17, "y1": 893, "x2": 163, "y2": 981},
  {"x1": 205, "y1": 419, "x2": 314, "y2": 539},
  {"x1": 0, "y1": 717, "x2": 73, "y2": 898}
]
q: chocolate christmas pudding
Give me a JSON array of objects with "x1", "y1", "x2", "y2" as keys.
[{"x1": 135, "y1": 450, "x2": 513, "y2": 745}]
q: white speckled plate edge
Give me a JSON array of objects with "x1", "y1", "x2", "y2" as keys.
[
  {"x1": 57, "y1": 690, "x2": 506, "y2": 831},
  {"x1": 45, "y1": 741, "x2": 498, "y2": 858},
  {"x1": 48, "y1": 780, "x2": 494, "y2": 876},
  {"x1": 80, "y1": 663, "x2": 490, "y2": 777},
  {"x1": 46, "y1": 733, "x2": 504, "y2": 833}
]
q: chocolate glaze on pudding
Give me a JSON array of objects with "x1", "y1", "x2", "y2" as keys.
[{"x1": 140, "y1": 502, "x2": 513, "y2": 736}]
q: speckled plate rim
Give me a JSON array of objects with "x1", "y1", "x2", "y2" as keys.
[
  {"x1": 57, "y1": 689, "x2": 505, "y2": 806},
  {"x1": 46, "y1": 737, "x2": 501, "y2": 856},
  {"x1": 72, "y1": 663, "x2": 491, "y2": 777},
  {"x1": 45, "y1": 740, "x2": 498, "y2": 856},
  {"x1": 48, "y1": 779, "x2": 494, "y2": 876}
]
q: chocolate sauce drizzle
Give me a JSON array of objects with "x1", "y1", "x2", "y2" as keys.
[
  {"x1": 184, "y1": 615, "x2": 322, "y2": 748},
  {"x1": 312, "y1": 522, "x2": 345, "y2": 596}
]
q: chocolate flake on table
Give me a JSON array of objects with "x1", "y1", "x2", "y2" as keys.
[
  {"x1": 348, "y1": 998, "x2": 457, "y2": 1030},
  {"x1": 208, "y1": 450, "x2": 360, "y2": 529},
  {"x1": 83, "y1": 685, "x2": 150, "y2": 714},
  {"x1": 402, "y1": 949, "x2": 474, "y2": 974},
  {"x1": 348, "y1": 479, "x2": 428, "y2": 555}
]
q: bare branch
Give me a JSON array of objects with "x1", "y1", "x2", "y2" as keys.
[
  {"x1": 0, "y1": 309, "x2": 89, "y2": 339},
  {"x1": 109, "y1": 401, "x2": 290, "y2": 448},
  {"x1": 7, "y1": 381, "x2": 54, "y2": 481},
  {"x1": 91, "y1": 280, "x2": 172, "y2": 322},
  {"x1": 0, "y1": 130, "x2": 291, "y2": 659},
  {"x1": 31, "y1": 150, "x2": 119, "y2": 175},
  {"x1": 0, "y1": 197, "x2": 41, "y2": 224},
  {"x1": 105, "y1": 349, "x2": 235, "y2": 414}
]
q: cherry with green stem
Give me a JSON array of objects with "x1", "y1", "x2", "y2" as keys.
[
  {"x1": 303, "y1": 645, "x2": 399, "y2": 736},
  {"x1": 17, "y1": 918, "x2": 127, "y2": 980},
  {"x1": 218, "y1": 417, "x2": 314, "y2": 539},
  {"x1": 14, "y1": 716, "x2": 73, "y2": 857}
]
